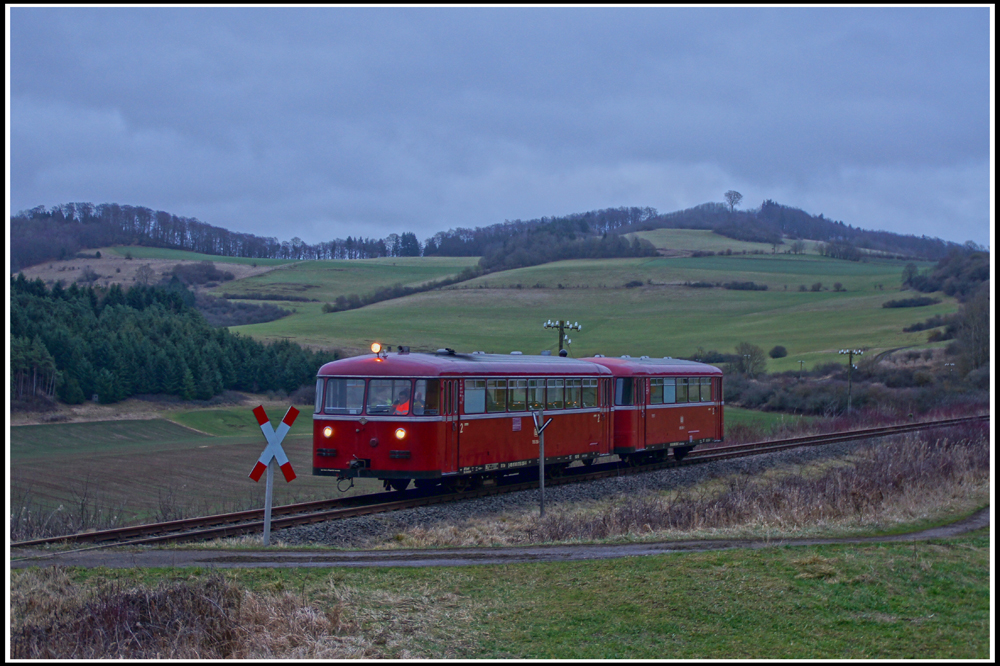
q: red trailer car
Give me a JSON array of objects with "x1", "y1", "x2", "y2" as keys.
[{"x1": 585, "y1": 355, "x2": 724, "y2": 463}]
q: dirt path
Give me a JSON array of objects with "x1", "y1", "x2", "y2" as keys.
[{"x1": 11, "y1": 507, "x2": 989, "y2": 570}]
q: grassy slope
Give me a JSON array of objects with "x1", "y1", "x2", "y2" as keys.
[
  {"x1": 206, "y1": 256, "x2": 478, "y2": 303},
  {"x1": 629, "y1": 227, "x2": 823, "y2": 254},
  {"x1": 227, "y1": 253, "x2": 953, "y2": 371}
]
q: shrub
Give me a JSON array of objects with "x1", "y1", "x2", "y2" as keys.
[
  {"x1": 882, "y1": 296, "x2": 941, "y2": 308},
  {"x1": 810, "y1": 282, "x2": 823, "y2": 292},
  {"x1": 769, "y1": 345, "x2": 788, "y2": 359},
  {"x1": 623, "y1": 280, "x2": 644, "y2": 288},
  {"x1": 723, "y1": 281, "x2": 768, "y2": 291}
]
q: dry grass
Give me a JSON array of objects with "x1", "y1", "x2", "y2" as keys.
[
  {"x1": 9, "y1": 568, "x2": 482, "y2": 659},
  {"x1": 381, "y1": 422, "x2": 989, "y2": 549}
]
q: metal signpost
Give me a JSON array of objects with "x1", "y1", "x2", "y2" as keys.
[
  {"x1": 532, "y1": 409, "x2": 553, "y2": 517},
  {"x1": 838, "y1": 349, "x2": 864, "y2": 414},
  {"x1": 249, "y1": 405, "x2": 299, "y2": 546}
]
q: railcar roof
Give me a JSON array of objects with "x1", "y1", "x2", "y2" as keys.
[
  {"x1": 317, "y1": 352, "x2": 614, "y2": 377},
  {"x1": 584, "y1": 356, "x2": 723, "y2": 377}
]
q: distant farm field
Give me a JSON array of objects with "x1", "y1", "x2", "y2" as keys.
[
  {"x1": 628, "y1": 228, "x2": 823, "y2": 255},
  {"x1": 105, "y1": 246, "x2": 298, "y2": 266},
  {"x1": 10, "y1": 410, "x2": 382, "y2": 524},
  {"x1": 227, "y1": 254, "x2": 953, "y2": 372},
  {"x1": 207, "y1": 256, "x2": 478, "y2": 304}
]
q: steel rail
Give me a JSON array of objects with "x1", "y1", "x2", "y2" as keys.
[{"x1": 11, "y1": 414, "x2": 987, "y2": 549}]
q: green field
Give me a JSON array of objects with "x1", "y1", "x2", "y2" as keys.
[
  {"x1": 207, "y1": 256, "x2": 478, "y2": 303},
  {"x1": 10, "y1": 409, "x2": 383, "y2": 523},
  {"x1": 629, "y1": 228, "x2": 824, "y2": 255},
  {"x1": 226, "y1": 254, "x2": 954, "y2": 371},
  {"x1": 104, "y1": 246, "x2": 297, "y2": 265},
  {"x1": 16, "y1": 531, "x2": 989, "y2": 659},
  {"x1": 724, "y1": 406, "x2": 819, "y2": 433}
]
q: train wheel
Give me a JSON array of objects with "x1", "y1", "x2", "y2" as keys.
[
  {"x1": 388, "y1": 478, "x2": 410, "y2": 492},
  {"x1": 450, "y1": 477, "x2": 475, "y2": 492},
  {"x1": 673, "y1": 446, "x2": 693, "y2": 461},
  {"x1": 414, "y1": 479, "x2": 439, "y2": 490},
  {"x1": 625, "y1": 454, "x2": 642, "y2": 467},
  {"x1": 547, "y1": 463, "x2": 568, "y2": 478}
]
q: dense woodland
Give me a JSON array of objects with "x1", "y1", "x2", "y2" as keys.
[{"x1": 10, "y1": 275, "x2": 337, "y2": 405}]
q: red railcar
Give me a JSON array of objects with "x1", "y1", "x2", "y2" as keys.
[
  {"x1": 313, "y1": 348, "x2": 723, "y2": 490},
  {"x1": 585, "y1": 355, "x2": 724, "y2": 463}
]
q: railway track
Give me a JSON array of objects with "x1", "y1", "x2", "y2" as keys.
[{"x1": 11, "y1": 414, "x2": 987, "y2": 550}]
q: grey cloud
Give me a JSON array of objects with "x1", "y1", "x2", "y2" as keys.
[{"x1": 9, "y1": 7, "x2": 991, "y2": 246}]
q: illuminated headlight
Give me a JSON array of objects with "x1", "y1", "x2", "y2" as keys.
[
  {"x1": 323, "y1": 426, "x2": 333, "y2": 438},
  {"x1": 395, "y1": 428, "x2": 406, "y2": 440},
  {"x1": 371, "y1": 342, "x2": 382, "y2": 353}
]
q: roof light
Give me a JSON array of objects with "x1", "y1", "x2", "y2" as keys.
[{"x1": 371, "y1": 342, "x2": 382, "y2": 354}]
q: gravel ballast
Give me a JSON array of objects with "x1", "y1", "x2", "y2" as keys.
[{"x1": 279, "y1": 439, "x2": 873, "y2": 549}]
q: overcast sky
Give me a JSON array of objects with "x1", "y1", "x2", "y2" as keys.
[{"x1": 7, "y1": 6, "x2": 993, "y2": 247}]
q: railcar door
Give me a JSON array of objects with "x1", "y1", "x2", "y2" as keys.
[
  {"x1": 443, "y1": 379, "x2": 460, "y2": 473},
  {"x1": 715, "y1": 376, "x2": 724, "y2": 440},
  {"x1": 637, "y1": 378, "x2": 646, "y2": 450},
  {"x1": 602, "y1": 378, "x2": 613, "y2": 453}
]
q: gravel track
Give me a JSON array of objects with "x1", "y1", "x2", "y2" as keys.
[{"x1": 280, "y1": 439, "x2": 871, "y2": 548}]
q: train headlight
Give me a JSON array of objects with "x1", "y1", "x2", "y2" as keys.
[
  {"x1": 323, "y1": 426, "x2": 333, "y2": 438},
  {"x1": 371, "y1": 342, "x2": 382, "y2": 354},
  {"x1": 395, "y1": 428, "x2": 406, "y2": 440}
]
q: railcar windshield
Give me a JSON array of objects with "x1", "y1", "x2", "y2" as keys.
[{"x1": 324, "y1": 378, "x2": 365, "y2": 414}]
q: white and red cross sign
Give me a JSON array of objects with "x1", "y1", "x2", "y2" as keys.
[{"x1": 249, "y1": 405, "x2": 298, "y2": 483}]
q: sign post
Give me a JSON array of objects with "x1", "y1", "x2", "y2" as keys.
[
  {"x1": 532, "y1": 409, "x2": 553, "y2": 517},
  {"x1": 249, "y1": 405, "x2": 299, "y2": 546}
]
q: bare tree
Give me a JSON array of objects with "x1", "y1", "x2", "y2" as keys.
[
  {"x1": 734, "y1": 341, "x2": 767, "y2": 378},
  {"x1": 724, "y1": 190, "x2": 743, "y2": 213},
  {"x1": 135, "y1": 263, "x2": 155, "y2": 286},
  {"x1": 790, "y1": 239, "x2": 806, "y2": 255}
]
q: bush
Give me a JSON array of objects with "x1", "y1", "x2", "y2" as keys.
[
  {"x1": 723, "y1": 281, "x2": 768, "y2": 291},
  {"x1": 171, "y1": 261, "x2": 235, "y2": 286},
  {"x1": 623, "y1": 280, "x2": 644, "y2": 288},
  {"x1": 882, "y1": 296, "x2": 941, "y2": 308},
  {"x1": 769, "y1": 345, "x2": 788, "y2": 359}
]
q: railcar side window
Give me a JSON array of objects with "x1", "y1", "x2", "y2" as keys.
[
  {"x1": 486, "y1": 379, "x2": 507, "y2": 413},
  {"x1": 700, "y1": 377, "x2": 712, "y2": 402},
  {"x1": 546, "y1": 378, "x2": 564, "y2": 409},
  {"x1": 565, "y1": 378, "x2": 581, "y2": 409},
  {"x1": 315, "y1": 379, "x2": 324, "y2": 413},
  {"x1": 413, "y1": 379, "x2": 440, "y2": 415},
  {"x1": 582, "y1": 378, "x2": 598, "y2": 407},
  {"x1": 367, "y1": 379, "x2": 413, "y2": 415},
  {"x1": 325, "y1": 378, "x2": 365, "y2": 415},
  {"x1": 464, "y1": 379, "x2": 486, "y2": 414},
  {"x1": 527, "y1": 379, "x2": 544, "y2": 411},
  {"x1": 676, "y1": 378, "x2": 689, "y2": 403},
  {"x1": 663, "y1": 378, "x2": 676, "y2": 404},
  {"x1": 614, "y1": 378, "x2": 634, "y2": 406},
  {"x1": 649, "y1": 378, "x2": 663, "y2": 404},
  {"x1": 508, "y1": 378, "x2": 527, "y2": 411}
]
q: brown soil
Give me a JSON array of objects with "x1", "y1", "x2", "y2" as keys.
[
  {"x1": 13, "y1": 250, "x2": 281, "y2": 290},
  {"x1": 10, "y1": 391, "x2": 291, "y2": 426}
]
